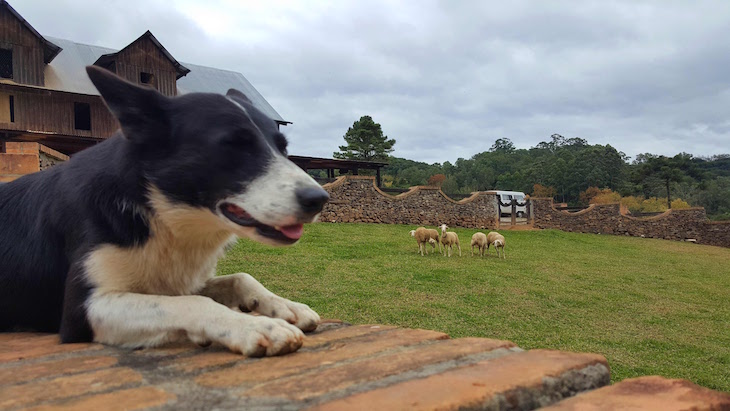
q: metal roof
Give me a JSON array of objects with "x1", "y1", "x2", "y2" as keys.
[
  {"x1": 40, "y1": 36, "x2": 287, "y2": 124},
  {"x1": 288, "y1": 155, "x2": 388, "y2": 170}
]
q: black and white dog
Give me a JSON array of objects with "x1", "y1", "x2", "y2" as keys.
[{"x1": 0, "y1": 66, "x2": 329, "y2": 356}]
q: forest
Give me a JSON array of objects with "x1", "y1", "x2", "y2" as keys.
[{"x1": 380, "y1": 134, "x2": 730, "y2": 220}]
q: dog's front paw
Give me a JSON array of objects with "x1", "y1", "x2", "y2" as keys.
[
  {"x1": 217, "y1": 316, "x2": 304, "y2": 357},
  {"x1": 254, "y1": 296, "x2": 321, "y2": 332}
]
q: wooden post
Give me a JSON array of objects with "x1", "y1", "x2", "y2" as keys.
[
  {"x1": 511, "y1": 199, "x2": 517, "y2": 226},
  {"x1": 376, "y1": 168, "x2": 381, "y2": 187}
]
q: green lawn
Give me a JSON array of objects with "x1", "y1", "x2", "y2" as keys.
[{"x1": 216, "y1": 223, "x2": 730, "y2": 392}]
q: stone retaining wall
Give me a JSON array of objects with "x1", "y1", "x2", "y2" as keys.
[
  {"x1": 532, "y1": 198, "x2": 730, "y2": 248},
  {"x1": 320, "y1": 176, "x2": 498, "y2": 229}
]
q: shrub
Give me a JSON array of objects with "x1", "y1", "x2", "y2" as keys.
[
  {"x1": 591, "y1": 190, "x2": 621, "y2": 205},
  {"x1": 579, "y1": 187, "x2": 602, "y2": 205},
  {"x1": 533, "y1": 183, "x2": 556, "y2": 198},
  {"x1": 641, "y1": 197, "x2": 668, "y2": 213},
  {"x1": 670, "y1": 198, "x2": 691, "y2": 209}
]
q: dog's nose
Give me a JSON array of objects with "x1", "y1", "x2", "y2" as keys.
[{"x1": 296, "y1": 186, "x2": 329, "y2": 214}]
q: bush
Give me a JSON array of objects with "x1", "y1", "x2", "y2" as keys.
[
  {"x1": 670, "y1": 198, "x2": 691, "y2": 209},
  {"x1": 533, "y1": 183, "x2": 556, "y2": 198},
  {"x1": 641, "y1": 197, "x2": 668, "y2": 213},
  {"x1": 621, "y1": 196, "x2": 643, "y2": 214}
]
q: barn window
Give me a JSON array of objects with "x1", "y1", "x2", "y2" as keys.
[
  {"x1": 74, "y1": 102, "x2": 91, "y2": 131},
  {"x1": 0, "y1": 48, "x2": 12, "y2": 79},
  {"x1": 0, "y1": 93, "x2": 13, "y2": 123},
  {"x1": 140, "y1": 72, "x2": 155, "y2": 87}
]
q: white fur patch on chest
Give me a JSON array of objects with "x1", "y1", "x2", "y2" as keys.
[{"x1": 84, "y1": 188, "x2": 236, "y2": 295}]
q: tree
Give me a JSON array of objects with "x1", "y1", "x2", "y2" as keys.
[
  {"x1": 637, "y1": 154, "x2": 694, "y2": 209},
  {"x1": 333, "y1": 116, "x2": 395, "y2": 161},
  {"x1": 490, "y1": 138, "x2": 515, "y2": 153}
]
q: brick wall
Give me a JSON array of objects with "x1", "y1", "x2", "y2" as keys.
[
  {"x1": 532, "y1": 198, "x2": 730, "y2": 248},
  {"x1": 320, "y1": 176, "x2": 499, "y2": 229},
  {"x1": 0, "y1": 142, "x2": 40, "y2": 182},
  {"x1": 2, "y1": 322, "x2": 729, "y2": 410}
]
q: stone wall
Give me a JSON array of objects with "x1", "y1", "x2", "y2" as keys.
[
  {"x1": 532, "y1": 197, "x2": 730, "y2": 248},
  {"x1": 39, "y1": 144, "x2": 70, "y2": 170},
  {"x1": 320, "y1": 176, "x2": 499, "y2": 228}
]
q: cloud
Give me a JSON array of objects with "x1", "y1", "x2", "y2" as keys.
[{"x1": 14, "y1": 0, "x2": 730, "y2": 163}]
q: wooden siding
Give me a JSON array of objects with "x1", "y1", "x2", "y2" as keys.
[
  {"x1": 0, "y1": 5, "x2": 45, "y2": 86},
  {"x1": 0, "y1": 84, "x2": 118, "y2": 139},
  {"x1": 112, "y1": 36, "x2": 178, "y2": 96}
]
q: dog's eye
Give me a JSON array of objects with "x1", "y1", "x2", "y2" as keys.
[
  {"x1": 221, "y1": 129, "x2": 255, "y2": 148},
  {"x1": 273, "y1": 132, "x2": 288, "y2": 155}
]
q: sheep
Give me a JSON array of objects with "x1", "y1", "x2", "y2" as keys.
[
  {"x1": 410, "y1": 227, "x2": 439, "y2": 256},
  {"x1": 425, "y1": 228, "x2": 442, "y2": 254},
  {"x1": 470, "y1": 232, "x2": 488, "y2": 257},
  {"x1": 438, "y1": 224, "x2": 462, "y2": 257},
  {"x1": 486, "y1": 231, "x2": 506, "y2": 259}
]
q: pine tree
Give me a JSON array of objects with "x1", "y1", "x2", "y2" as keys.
[{"x1": 333, "y1": 116, "x2": 395, "y2": 161}]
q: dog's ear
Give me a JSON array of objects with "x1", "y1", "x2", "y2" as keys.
[
  {"x1": 86, "y1": 65, "x2": 169, "y2": 142},
  {"x1": 226, "y1": 88, "x2": 252, "y2": 105}
]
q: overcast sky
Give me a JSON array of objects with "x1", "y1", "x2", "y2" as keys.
[{"x1": 15, "y1": 0, "x2": 730, "y2": 164}]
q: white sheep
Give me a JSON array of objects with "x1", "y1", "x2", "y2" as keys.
[
  {"x1": 486, "y1": 231, "x2": 506, "y2": 259},
  {"x1": 470, "y1": 232, "x2": 488, "y2": 257},
  {"x1": 438, "y1": 224, "x2": 462, "y2": 257},
  {"x1": 425, "y1": 228, "x2": 442, "y2": 254},
  {"x1": 410, "y1": 227, "x2": 439, "y2": 256}
]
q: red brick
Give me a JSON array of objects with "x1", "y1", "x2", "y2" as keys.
[
  {"x1": 19, "y1": 387, "x2": 175, "y2": 411},
  {"x1": 0, "y1": 333, "x2": 47, "y2": 343},
  {"x1": 0, "y1": 356, "x2": 118, "y2": 385},
  {"x1": 0, "y1": 153, "x2": 39, "y2": 175},
  {"x1": 541, "y1": 376, "x2": 730, "y2": 411},
  {"x1": 0, "y1": 368, "x2": 143, "y2": 409},
  {"x1": 309, "y1": 349, "x2": 607, "y2": 410},
  {"x1": 173, "y1": 325, "x2": 395, "y2": 373},
  {"x1": 4, "y1": 142, "x2": 39, "y2": 154},
  {"x1": 245, "y1": 337, "x2": 517, "y2": 401},
  {"x1": 0, "y1": 335, "x2": 101, "y2": 362},
  {"x1": 196, "y1": 327, "x2": 449, "y2": 388},
  {"x1": 304, "y1": 324, "x2": 397, "y2": 348}
]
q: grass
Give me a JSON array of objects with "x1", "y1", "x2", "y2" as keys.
[{"x1": 217, "y1": 223, "x2": 730, "y2": 392}]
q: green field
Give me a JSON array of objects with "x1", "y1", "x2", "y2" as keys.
[{"x1": 217, "y1": 223, "x2": 730, "y2": 392}]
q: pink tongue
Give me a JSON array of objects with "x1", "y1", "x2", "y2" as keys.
[{"x1": 279, "y1": 224, "x2": 304, "y2": 240}]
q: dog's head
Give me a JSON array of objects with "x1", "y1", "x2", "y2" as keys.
[{"x1": 86, "y1": 66, "x2": 328, "y2": 246}]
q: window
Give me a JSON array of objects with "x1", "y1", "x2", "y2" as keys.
[
  {"x1": 0, "y1": 93, "x2": 13, "y2": 123},
  {"x1": 0, "y1": 48, "x2": 12, "y2": 79},
  {"x1": 74, "y1": 102, "x2": 91, "y2": 131},
  {"x1": 140, "y1": 72, "x2": 155, "y2": 87}
]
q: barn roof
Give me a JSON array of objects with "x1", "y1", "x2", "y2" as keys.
[
  {"x1": 94, "y1": 31, "x2": 190, "y2": 80},
  {"x1": 40, "y1": 36, "x2": 287, "y2": 124},
  {"x1": 1, "y1": 0, "x2": 61, "y2": 63}
]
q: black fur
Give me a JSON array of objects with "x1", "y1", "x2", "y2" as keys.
[{"x1": 0, "y1": 66, "x2": 293, "y2": 341}]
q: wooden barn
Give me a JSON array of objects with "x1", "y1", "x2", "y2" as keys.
[
  {"x1": 0, "y1": 0, "x2": 289, "y2": 156},
  {"x1": 0, "y1": 0, "x2": 387, "y2": 183}
]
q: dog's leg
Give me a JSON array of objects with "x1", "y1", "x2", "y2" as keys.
[
  {"x1": 198, "y1": 273, "x2": 320, "y2": 332},
  {"x1": 86, "y1": 291, "x2": 304, "y2": 356}
]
